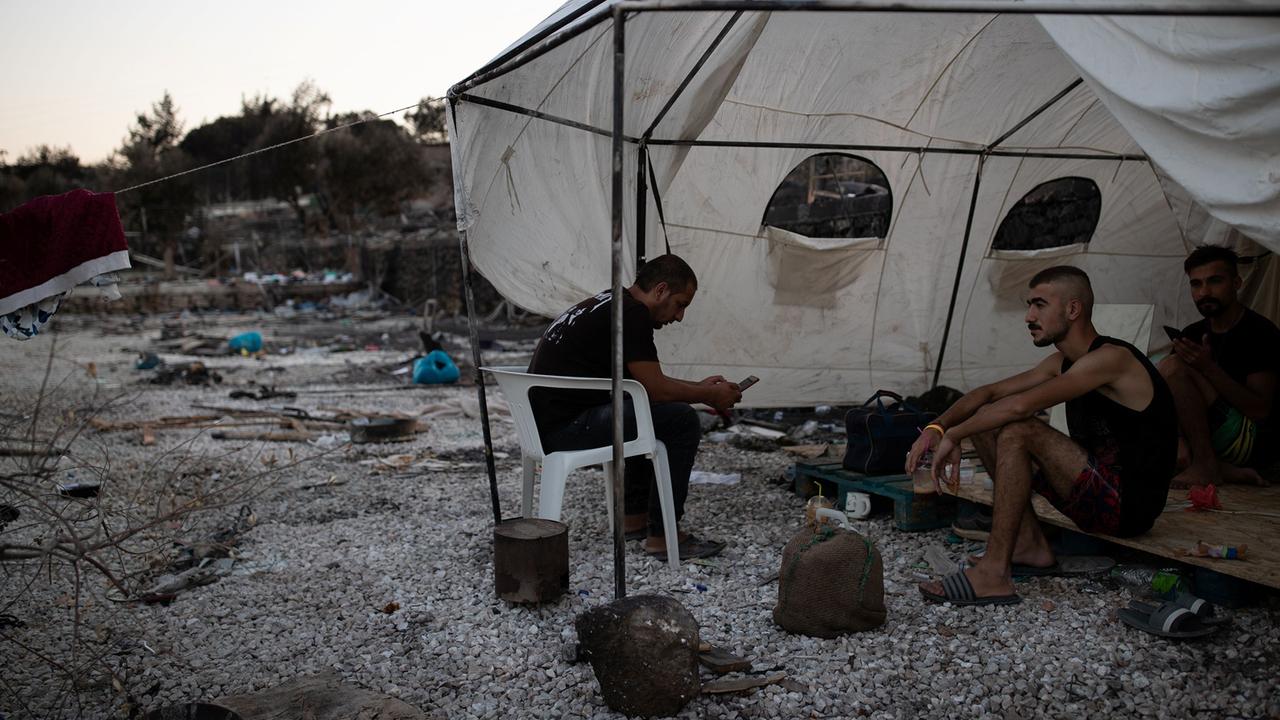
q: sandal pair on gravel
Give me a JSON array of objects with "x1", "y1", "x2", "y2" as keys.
[{"x1": 1118, "y1": 592, "x2": 1228, "y2": 639}]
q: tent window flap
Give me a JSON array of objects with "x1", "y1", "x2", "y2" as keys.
[
  {"x1": 762, "y1": 154, "x2": 892, "y2": 240},
  {"x1": 992, "y1": 176, "x2": 1102, "y2": 252}
]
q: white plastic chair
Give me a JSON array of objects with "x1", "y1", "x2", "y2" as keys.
[{"x1": 483, "y1": 366, "x2": 681, "y2": 570}]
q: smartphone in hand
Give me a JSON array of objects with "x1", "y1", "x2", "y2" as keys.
[
  {"x1": 1163, "y1": 325, "x2": 1182, "y2": 342},
  {"x1": 737, "y1": 375, "x2": 760, "y2": 391}
]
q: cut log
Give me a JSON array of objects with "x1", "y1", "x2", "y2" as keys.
[{"x1": 493, "y1": 518, "x2": 568, "y2": 604}]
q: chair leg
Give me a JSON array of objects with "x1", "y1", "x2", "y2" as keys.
[
  {"x1": 652, "y1": 443, "x2": 681, "y2": 571},
  {"x1": 521, "y1": 456, "x2": 536, "y2": 519},
  {"x1": 537, "y1": 456, "x2": 568, "y2": 522}
]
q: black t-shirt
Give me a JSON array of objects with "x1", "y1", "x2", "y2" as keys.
[
  {"x1": 527, "y1": 289, "x2": 659, "y2": 436},
  {"x1": 1181, "y1": 308, "x2": 1280, "y2": 415},
  {"x1": 1062, "y1": 337, "x2": 1177, "y2": 537}
]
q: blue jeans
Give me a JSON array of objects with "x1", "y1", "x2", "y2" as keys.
[{"x1": 541, "y1": 399, "x2": 700, "y2": 535}]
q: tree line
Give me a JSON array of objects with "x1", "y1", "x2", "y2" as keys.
[{"x1": 0, "y1": 82, "x2": 449, "y2": 260}]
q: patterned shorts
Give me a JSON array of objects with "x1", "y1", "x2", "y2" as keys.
[
  {"x1": 1032, "y1": 455, "x2": 1123, "y2": 535},
  {"x1": 1208, "y1": 399, "x2": 1258, "y2": 467}
]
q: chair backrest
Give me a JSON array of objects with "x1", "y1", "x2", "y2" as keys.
[{"x1": 482, "y1": 366, "x2": 655, "y2": 460}]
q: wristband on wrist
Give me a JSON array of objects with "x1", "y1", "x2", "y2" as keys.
[{"x1": 924, "y1": 423, "x2": 945, "y2": 437}]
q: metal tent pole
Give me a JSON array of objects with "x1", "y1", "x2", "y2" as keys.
[
  {"x1": 636, "y1": 143, "x2": 649, "y2": 265},
  {"x1": 932, "y1": 154, "x2": 985, "y2": 389},
  {"x1": 610, "y1": 6, "x2": 630, "y2": 600},
  {"x1": 459, "y1": 227, "x2": 503, "y2": 525}
]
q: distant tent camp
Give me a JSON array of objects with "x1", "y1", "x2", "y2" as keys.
[{"x1": 447, "y1": 0, "x2": 1280, "y2": 407}]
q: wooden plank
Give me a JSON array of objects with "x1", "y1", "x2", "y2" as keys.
[
  {"x1": 951, "y1": 473, "x2": 1280, "y2": 590},
  {"x1": 698, "y1": 647, "x2": 752, "y2": 674}
]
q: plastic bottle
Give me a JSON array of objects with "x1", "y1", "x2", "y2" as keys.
[{"x1": 1110, "y1": 565, "x2": 1185, "y2": 597}]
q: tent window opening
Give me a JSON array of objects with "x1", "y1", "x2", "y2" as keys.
[
  {"x1": 993, "y1": 177, "x2": 1101, "y2": 252},
  {"x1": 763, "y1": 154, "x2": 891, "y2": 239}
]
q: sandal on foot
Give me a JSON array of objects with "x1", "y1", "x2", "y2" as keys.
[
  {"x1": 645, "y1": 535, "x2": 725, "y2": 561},
  {"x1": 1118, "y1": 601, "x2": 1219, "y2": 639},
  {"x1": 920, "y1": 571, "x2": 1022, "y2": 606}
]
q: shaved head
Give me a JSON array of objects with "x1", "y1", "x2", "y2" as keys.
[
  {"x1": 1025, "y1": 266, "x2": 1094, "y2": 347},
  {"x1": 1029, "y1": 265, "x2": 1093, "y2": 318}
]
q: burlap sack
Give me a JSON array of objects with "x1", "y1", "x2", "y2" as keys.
[{"x1": 773, "y1": 524, "x2": 887, "y2": 637}]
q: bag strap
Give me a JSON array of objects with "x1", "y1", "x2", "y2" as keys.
[{"x1": 862, "y1": 389, "x2": 904, "y2": 414}]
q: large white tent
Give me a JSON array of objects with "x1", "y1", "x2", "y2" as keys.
[{"x1": 448, "y1": 0, "x2": 1280, "y2": 407}]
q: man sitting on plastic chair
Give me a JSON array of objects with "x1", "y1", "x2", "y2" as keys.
[{"x1": 528, "y1": 254, "x2": 741, "y2": 561}]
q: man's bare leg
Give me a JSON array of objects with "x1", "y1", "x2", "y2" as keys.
[
  {"x1": 921, "y1": 418, "x2": 1088, "y2": 600},
  {"x1": 1160, "y1": 355, "x2": 1221, "y2": 488},
  {"x1": 967, "y1": 429, "x2": 1054, "y2": 568}
]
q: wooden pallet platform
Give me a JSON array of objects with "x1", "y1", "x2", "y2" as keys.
[
  {"x1": 952, "y1": 473, "x2": 1280, "y2": 591},
  {"x1": 791, "y1": 461, "x2": 955, "y2": 531}
]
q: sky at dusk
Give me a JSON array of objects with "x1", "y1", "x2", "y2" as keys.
[{"x1": 1, "y1": 0, "x2": 565, "y2": 164}]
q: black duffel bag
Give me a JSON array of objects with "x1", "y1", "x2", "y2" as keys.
[{"x1": 842, "y1": 390, "x2": 936, "y2": 475}]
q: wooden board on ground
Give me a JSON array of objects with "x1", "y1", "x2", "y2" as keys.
[
  {"x1": 952, "y1": 473, "x2": 1280, "y2": 590},
  {"x1": 699, "y1": 647, "x2": 752, "y2": 674}
]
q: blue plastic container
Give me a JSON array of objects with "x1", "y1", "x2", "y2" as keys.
[
  {"x1": 228, "y1": 331, "x2": 263, "y2": 353},
  {"x1": 413, "y1": 350, "x2": 460, "y2": 384}
]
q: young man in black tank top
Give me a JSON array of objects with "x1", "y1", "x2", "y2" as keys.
[
  {"x1": 1158, "y1": 246, "x2": 1278, "y2": 489},
  {"x1": 907, "y1": 266, "x2": 1177, "y2": 605}
]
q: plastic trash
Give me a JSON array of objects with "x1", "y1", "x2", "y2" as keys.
[
  {"x1": 412, "y1": 349, "x2": 460, "y2": 384},
  {"x1": 689, "y1": 470, "x2": 740, "y2": 485},
  {"x1": 136, "y1": 352, "x2": 161, "y2": 370},
  {"x1": 228, "y1": 331, "x2": 263, "y2": 354},
  {"x1": 1110, "y1": 565, "x2": 1185, "y2": 597}
]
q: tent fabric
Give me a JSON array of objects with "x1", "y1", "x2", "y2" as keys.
[
  {"x1": 449, "y1": 1, "x2": 1280, "y2": 407},
  {"x1": 1038, "y1": 14, "x2": 1280, "y2": 247}
]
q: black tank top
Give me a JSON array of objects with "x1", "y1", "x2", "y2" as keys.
[{"x1": 1061, "y1": 336, "x2": 1177, "y2": 536}]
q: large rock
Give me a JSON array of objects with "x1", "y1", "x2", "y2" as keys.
[{"x1": 576, "y1": 595, "x2": 700, "y2": 717}]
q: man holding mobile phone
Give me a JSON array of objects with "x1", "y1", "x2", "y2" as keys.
[
  {"x1": 1158, "y1": 246, "x2": 1279, "y2": 488},
  {"x1": 527, "y1": 254, "x2": 742, "y2": 561}
]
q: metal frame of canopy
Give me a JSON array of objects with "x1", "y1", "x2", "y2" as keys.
[{"x1": 448, "y1": 0, "x2": 1280, "y2": 599}]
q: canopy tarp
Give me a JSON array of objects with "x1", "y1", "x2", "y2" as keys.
[{"x1": 448, "y1": 0, "x2": 1280, "y2": 406}]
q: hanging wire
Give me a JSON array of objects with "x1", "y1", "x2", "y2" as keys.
[{"x1": 114, "y1": 98, "x2": 445, "y2": 196}]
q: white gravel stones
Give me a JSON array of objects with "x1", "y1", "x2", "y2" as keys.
[{"x1": 1, "y1": 312, "x2": 1279, "y2": 719}]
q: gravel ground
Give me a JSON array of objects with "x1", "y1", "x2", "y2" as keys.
[{"x1": 1, "y1": 311, "x2": 1277, "y2": 720}]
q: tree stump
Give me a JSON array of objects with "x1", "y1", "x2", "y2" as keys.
[
  {"x1": 493, "y1": 517, "x2": 568, "y2": 604},
  {"x1": 577, "y1": 595, "x2": 701, "y2": 717}
]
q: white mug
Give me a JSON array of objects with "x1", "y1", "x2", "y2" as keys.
[
  {"x1": 845, "y1": 491, "x2": 872, "y2": 519},
  {"x1": 814, "y1": 498, "x2": 871, "y2": 529}
]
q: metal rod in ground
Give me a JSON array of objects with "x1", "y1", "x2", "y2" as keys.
[
  {"x1": 459, "y1": 227, "x2": 503, "y2": 525},
  {"x1": 932, "y1": 154, "x2": 985, "y2": 389},
  {"x1": 610, "y1": 6, "x2": 629, "y2": 601}
]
